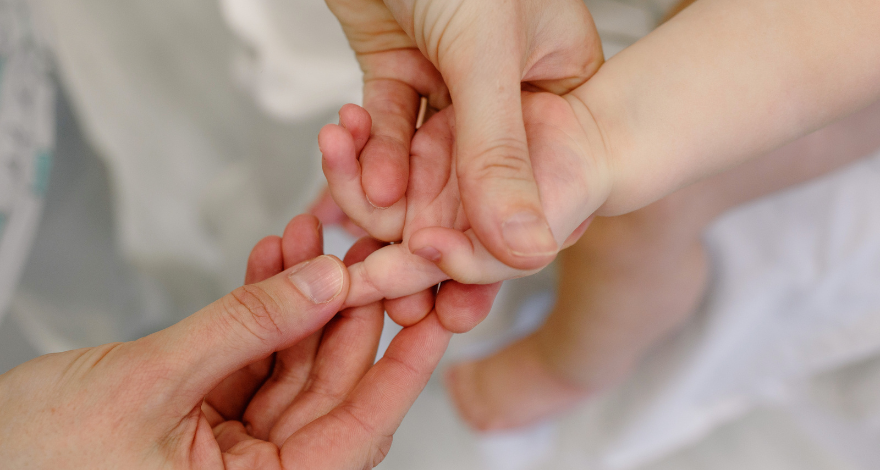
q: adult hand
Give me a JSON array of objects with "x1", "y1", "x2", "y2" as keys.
[
  {"x1": 325, "y1": 0, "x2": 604, "y2": 271},
  {"x1": 0, "y1": 215, "x2": 451, "y2": 469}
]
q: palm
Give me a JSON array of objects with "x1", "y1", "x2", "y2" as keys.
[
  {"x1": 191, "y1": 227, "x2": 407, "y2": 469},
  {"x1": 194, "y1": 304, "x2": 388, "y2": 469}
]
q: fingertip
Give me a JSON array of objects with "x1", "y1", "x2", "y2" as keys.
[
  {"x1": 338, "y1": 104, "x2": 372, "y2": 153},
  {"x1": 385, "y1": 289, "x2": 435, "y2": 327},
  {"x1": 287, "y1": 254, "x2": 349, "y2": 306},
  {"x1": 318, "y1": 124, "x2": 357, "y2": 173},
  {"x1": 362, "y1": 141, "x2": 408, "y2": 208},
  {"x1": 281, "y1": 214, "x2": 324, "y2": 269},
  {"x1": 458, "y1": 182, "x2": 558, "y2": 270},
  {"x1": 246, "y1": 235, "x2": 283, "y2": 284},
  {"x1": 561, "y1": 216, "x2": 595, "y2": 250},
  {"x1": 436, "y1": 282, "x2": 502, "y2": 333},
  {"x1": 495, "y1": 210, "x2": 558, "y2": 269}
]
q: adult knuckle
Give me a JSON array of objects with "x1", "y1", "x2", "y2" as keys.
[
  {"x1": 226, "y1": 285, "x2": 285, "y2": 344},
  {"x1": 462, "y1": 140, "x2": 533, "y2": 182},
  {"x1": 334, "y1": 401, "x2": 379, "y2": 437}
]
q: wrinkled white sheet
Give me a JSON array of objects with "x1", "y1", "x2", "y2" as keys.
[{"x1": 19, "y1": 0, "x2": 337, "y2": 344}]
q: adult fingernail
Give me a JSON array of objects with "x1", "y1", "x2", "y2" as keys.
[
  {"x1": 501, "y1": 212, "x2": 557, "y2": 257},
  {"x1": 289, "y1": 256, "x2": 344, "y2": 304},
  {"x1": 414, "y1": 246, "x2": 442, "y2": 263}
]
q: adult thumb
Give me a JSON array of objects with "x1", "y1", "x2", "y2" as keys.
[
  {"x1": 446, "y1": 57, "x2": 558, "y2": 271},
  {"x1": 146, "y1": 255, "x2": 348, "y2": 408}
]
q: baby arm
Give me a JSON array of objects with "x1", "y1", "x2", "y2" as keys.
[{"x1": 580, "y1": 0, "x2": 880, "y2": 215}]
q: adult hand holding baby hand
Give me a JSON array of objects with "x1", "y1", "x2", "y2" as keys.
[
  {"x1": 0, "y1": 215, "x2": 451, "y2": 469},
  {"x1": 324, "y1": 0, "x2": 604, "y2": 271},
  {"x1": 323, "y1": 89, "x2": 612, "y2": 331}
]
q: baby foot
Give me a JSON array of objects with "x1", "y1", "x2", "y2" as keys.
[
  {"x1": 446, "y1": 335, "x2": 590, "y2": 431},
  {"x1": 447, "y1": 210, "x2": 711, "y2": 430}
]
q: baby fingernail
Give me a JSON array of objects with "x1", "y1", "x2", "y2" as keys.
[
  {"x1": 414, "y1": 246, "x2": 442, "y2": 263},
  {"x1": 502, "y1": 212, "x2": 557, "y2": 257},
  {"x1": 289, "y1": 255, "x2": 344, "y2": 304}
]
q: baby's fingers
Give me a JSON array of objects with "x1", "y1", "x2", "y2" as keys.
[
  {"x1": 319, "y1": 110, "x2": 406, "y2": 242},
  {"x1": 344, "y1": 244, "x2": 448, "y2": 309}
]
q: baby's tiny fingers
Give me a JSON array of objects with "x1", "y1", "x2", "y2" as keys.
[
  {"x1": 319, "y1": 123, "x2": 406, "y2": 241},
  {"x1": 345, "y1": 244, "x2": 448, "y2": 309}
]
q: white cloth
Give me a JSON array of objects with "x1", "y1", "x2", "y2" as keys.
[
  {"x1": 13, "y1": 0, "x2": 341, "y2": 350},
  {"x1": 0, "y1": 0, "x2": 54, "y2": 323},
  {"x1": 38, "y1": 0, "x2": 338, "y2": 283},
  {"x1": 219, "y1": 0, "x2": 362, "y2": 121}
]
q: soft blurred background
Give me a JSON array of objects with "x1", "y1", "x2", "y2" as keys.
[{"x1": 2, "y1": 0, "x2": 880, "y2": 469}]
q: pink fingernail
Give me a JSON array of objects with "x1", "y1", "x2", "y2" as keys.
[
  {"x1": 288, "y1": 256, "x2": 344, "y2": 304},
  {"x1": 501, "y1": 211, "x2": 557, "y2": 257}
]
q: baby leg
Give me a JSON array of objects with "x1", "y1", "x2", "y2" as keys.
[{"x1": 447, "y1": 98, "x2": 880, "y2": 431}]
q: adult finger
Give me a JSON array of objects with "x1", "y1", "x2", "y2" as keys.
[
  {"x1": 279, "y1": 312, "x2": 451, "y2": 469},
  {"x1": 440, "y1": 26, "x2": 558, "y2": 272},
  {"x1": 267, "y1": 301, "x2": 384, "y2": 446},
  {"x1": 243, "y1": 236, "x2": 386, "y2": 439},
  {"x1": 385, "y1": 288, "x2": 435, "y2": 327},
  {"x1": 143, "y1": 254, "x2": 349, "y2": 413},
  {"x1": 436, "y1": 281, "x2": 502, "y2": 334},
  {"x1": 451, "y1": 76, "x2": 558, "y2": 272},
  {"x1": 245, "y1": 235, "x2": 284, "y2": 285},
  {"x1": 204, "y1": 235, "x2": 283, "y2": 421},
  {"x1": 241, "y1": 216, "x2": 330, "y2": 438},
  {"x1": 207, "y1": 215, "x2": 327, "y2": 421}
]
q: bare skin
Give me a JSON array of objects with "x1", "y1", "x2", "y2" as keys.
[{"x1": 446, "y1": 98, "x2": 880, "y2": 431}]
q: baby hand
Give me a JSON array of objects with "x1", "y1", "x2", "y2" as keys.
[{"x1": 321, "y1": 90, "x2": 613, "y2": 331}]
